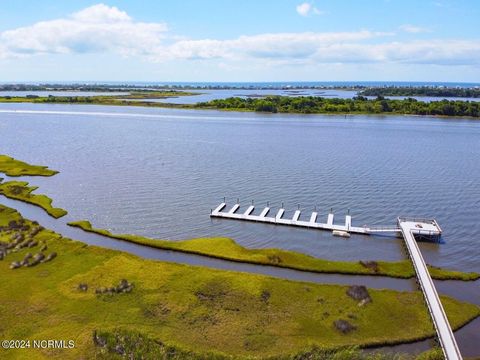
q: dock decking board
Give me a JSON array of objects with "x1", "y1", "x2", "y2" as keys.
[
  {"x1": 259, "y1": 207, "x2": 270, "y2": 217},
  {"x1": 327, "y1": 213, "x2": 334, "y2": 226},
  {"x1": 228, "y1": 204, "x2": 240, "y2": 214},
  {"x1": 244, "y1": 205, "x2": 255, "y2": 216},
  {"x1": 345, "y1": 215, "x2": 352, "y2": 230},
  {"x1": 292, "y1": 210, "x2": 301, "y2": 222},
  {"x1": 276, "y1": 209, "x2": 285, "y2": 220}
]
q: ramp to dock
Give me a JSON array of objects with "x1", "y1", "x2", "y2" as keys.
[{"x1": 399, "y1": 219, "x2": 461, "y2": 360}]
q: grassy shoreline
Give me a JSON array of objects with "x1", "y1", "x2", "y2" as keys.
[
  {"x1": 1, "y1": 204, "x2": 479, "y2": 359},
  {"x1": 0, "y1": 180, "x2": 67, "y2": 218},
  {"x1": 68, "y1": 220, "x2": 479, "y2": 281},
  {"x1": 0, "y1": 154, "x2": 58, "y2": 177}
]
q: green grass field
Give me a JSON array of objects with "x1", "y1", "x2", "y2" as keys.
[
  {"x1": 0, "y1": 155, "x2": 58, "y2": 177},
  {"x1": 68, "y1": 220, "x2": 479, "y2": 281},
  {"x1": 2, "y1": 204, "x2": 478, "y2": 359},
  {"x1": 0, "y1": 181, "x2": 67, "y2": 218}
]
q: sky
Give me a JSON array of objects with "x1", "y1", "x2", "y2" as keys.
[{"x1": 1, "y1": 0, "x2": 479, "y2": 83}]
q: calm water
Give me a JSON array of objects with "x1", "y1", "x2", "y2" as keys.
[
  {"x1": 1, "y1": 102, "x2": 479, "y2": 356},
  {"x1": 155, "y1": 89, "x2": 358, "y2": 104},
  {"x1": 2, "y1": 88, "x2": 478, "y2": 103},
  {"x1": 0, "y1": 103, "x2": 479, "y2": 274},
  {"x1": 152, "y1": 88, "x2": 480, "y2": 104}
]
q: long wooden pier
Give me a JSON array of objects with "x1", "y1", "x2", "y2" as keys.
[
  {"x1": 211, "y1": 202, "x2": 461, "y2": 359},
  {"x1": 399, "y1": 218, "x2": 461, "y2": 360}
]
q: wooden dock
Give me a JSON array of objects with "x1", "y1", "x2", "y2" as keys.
[
  {"x1": 211, "y1": 202, "x2": 460, "y2": 359},
  {"x1": 211, "y1": 202, "x2": 400, "y2": 235}
]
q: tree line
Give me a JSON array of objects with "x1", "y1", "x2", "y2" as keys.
[
  {"x1": 195, "y1": 96, "x2": 480, "y2": 117},
  {"x1": 359, "y1": 87, "x2": 480, "y2": 98}
]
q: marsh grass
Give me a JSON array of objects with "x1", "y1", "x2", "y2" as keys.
[
  {"x1": 1, "y1": 205, "x2": 478, "y2": 359},
  {"x1": 68, "y1": 220, "x2": 479, "y2": 281},
  {"x1": 93, "y1": 329, "x2": 446, "y2": 359},
  {"x1": 0, "y1": 180, "x2": 67, "y2": 218},
  {"x1": 0, "y1": 155, "x2": 58, "y2": 177}
]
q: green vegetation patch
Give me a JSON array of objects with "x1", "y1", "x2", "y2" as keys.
[
  {"x1": 93, "y1": 328, "x2": 446, "y2": 360},
  {"x1": 1, "y1": 204, "x2": 478, "y2": 359},
  {"x1": 359, "y1": 86, "x2": 480, "y2": 98},
  {"x1": 0, "y1": 180, "x2": 67, "y2": 218},
  {"x1": 194, "y1": 96, "x2": 480, "y2": 117},
  {"x1": 0, "y1": 155, "x2": 58, "y2": 177},
  {"x1": 68, "y1": 221, "x2": 479, "y2": 281}
]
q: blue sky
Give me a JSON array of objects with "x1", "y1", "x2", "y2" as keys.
[{"x1": 1, "y1": 0, "x2": 479, "y2": 82}]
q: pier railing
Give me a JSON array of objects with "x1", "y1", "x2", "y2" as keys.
[
  {"x1": 398, "y1": 216, "x2": 438, "y2": 225},
  {"x1": 364, "y1": 225, "x2": 400, "y2": 233}
]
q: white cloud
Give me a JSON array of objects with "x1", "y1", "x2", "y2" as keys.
[
  {"x1": 307, "y1": 40, "x2": 480, "y2": 66},
  {"x1": 399, "y1": 24, "x2": 431, "y2": 33},
  {"x1": 71, "y1": 3, "x2": 131, "y2": 23},
  {"x1": 161, "y1": 36, "x2": 480, "y2": 66},
  {"x1": 0, "y1": 3, "x2": 479, "y2": 69},
  {"x1": 164, "y1": 31, "x2": 392, "y2": 61},
  {"x1": 0, "y1": 3, "x2": 167, "y2": 57},
  {"x1": 296, "y1": 2, "x2": 324, "y2": 16}
]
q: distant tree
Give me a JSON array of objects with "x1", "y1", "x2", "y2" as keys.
[
  {"x1": 380, "y1": 100, "x2": 391, "y2": 112},
  {"x1": 255, "y1": 100, "x2": 277, "y2": 112}
]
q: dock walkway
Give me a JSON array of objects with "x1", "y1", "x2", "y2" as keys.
[
  {"x1": 399, "y1": 218, "x2": 461, "y2": 360},
  {"x1": 211, "y1": 202, "x2": 462, "y2": 359}
]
